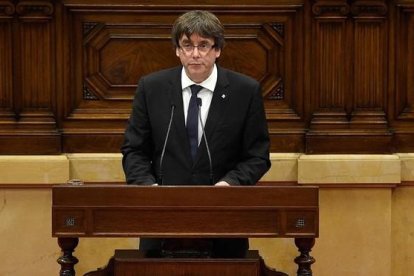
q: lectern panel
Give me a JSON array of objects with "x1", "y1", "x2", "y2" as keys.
[
  {"x1": 285, "y1": 211, "x2": 317, "y2": 236},
  {"x1": 53, "y1": 209, "x2": 86, "y2": 235},
  {"x1": 92, "y1": 209, "x2": 281, "y2": 237},
  {"x1": 114, "y1": 250, "x2": 261, "y2": 276},
  {"x1": 52, "y1": 185, "x2": 318, "y2": 276},
  {"x1": 52, "y1": 185, "x2": 319, "y2": 238}
]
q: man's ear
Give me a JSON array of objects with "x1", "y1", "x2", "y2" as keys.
[
  {"x1": 176, "y1": 47, "x2": 180, "y2": 57},
  {"x1": 215, "y1": 48, "x2": 221, "y2": 58}
]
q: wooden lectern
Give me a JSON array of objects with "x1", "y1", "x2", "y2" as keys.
[{"x1": 52, "y1": 184, "x2": 318, "y2": 276}]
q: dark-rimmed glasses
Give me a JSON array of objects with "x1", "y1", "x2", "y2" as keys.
[{"x1": 179, "y1": 43, "x2": 216, "y2": 55}]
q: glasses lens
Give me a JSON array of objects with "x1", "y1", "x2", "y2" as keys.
[{"x1": 181, "y1": 44, "x2": 214, "y2": 54}]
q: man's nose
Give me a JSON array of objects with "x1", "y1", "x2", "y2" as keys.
[{"x1": 191, "y1": 46, "x2": 201, "y2": 57}]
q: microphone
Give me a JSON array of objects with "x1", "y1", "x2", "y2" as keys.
[
  {"x1": 159, "y1": 103, "x2": 175, "y2": 185},
  {"x1": 197, "y1": 98, "x2": 214, "y2": 185}
]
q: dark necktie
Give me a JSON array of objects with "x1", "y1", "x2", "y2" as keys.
[{"x1": 187, "y1": 85, "x2": 203, "y2": 161}]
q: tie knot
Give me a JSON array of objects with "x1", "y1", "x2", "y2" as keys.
[{"x1": 190, "y1": 84, "x2": 203, "y2": 96}]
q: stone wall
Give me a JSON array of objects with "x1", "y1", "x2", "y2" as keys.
[{"x1": 1, "y1": 153, "x2": 413, "y2": 275}]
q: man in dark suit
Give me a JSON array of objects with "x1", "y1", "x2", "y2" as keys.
[{"x1": 121, "y1": 10, "x2": 270, "y2": 257}]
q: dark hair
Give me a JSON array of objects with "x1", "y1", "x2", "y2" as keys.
[{"x1": 171, "y1": 10, "x2": 225, "y2": 50}]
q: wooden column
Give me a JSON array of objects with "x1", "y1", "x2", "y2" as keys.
[
  {"x1": 306, "y1": 0, "x2": 392, "y2": 153},
  {"x1": 0, "y1": 0, "x2": 60, "y2": 154}
]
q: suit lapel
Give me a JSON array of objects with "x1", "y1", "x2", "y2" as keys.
[
  {"x1": 167, "y1": 67, "x2": 193, "y2": 161},
  {"x1": 169, "y1": 75, "x2": 185, "y2": 134},
  {"x1": 194, "y1": 67, "x2": 231, "y2": 164},
  {"x1": 204, "y1": 66, "x2": 230, "y2": 140}
]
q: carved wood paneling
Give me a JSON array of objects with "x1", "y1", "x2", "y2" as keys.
[
  {"x1": 0, "y1": 1, "x2": 14, "y2": 16},
  {"x1": 351, "y1": 3, "x2": 390, "y2": 143},
  {"x1": 17, "y1": 1, "x2": 54, "y2": 114},
  {"x1": 83, "y1": 23, "x2": 178, "y2": 101},
  {"x1": 352, "y1": 1, "x2": 388, "y2": 125},
  {"x1": 59, "y1": 3, "x2": 306, "y2": 152},
  {"x1": 395, "y1": 4, "x2": 414, "y2": 119},
  {"x1": 213, "y1": 13, "x2": 306, "y2": 153},
  {"x1": 307, "y1": 0, "x2": 352, "y2": 153},
  {"x1": 19, "y1": 23, "x2": 53, "y2": 108},
  {"x1": 1, "y1": 0, "x2": 414, "y2": 153},
  {"x1": 313, "y1": 22, "x2": 348, "y2": 110},
  {"x1": 311, "y1": 0, "x2": 349, "y2": 115},
  {"x1": 393, "y1": 1, "x2": 414, "y2": 151},
  {"x1": 0, "y1": 0, "x2": 14, "y2": 122},
  {"x1": 306, "y1": 0, "x2": 392, "y2": 154},
  {"x1": 0, "y1": 19, "x2": 13, "y2": 112},
  {"x1": 0, "y1": 0, "x2": 60, "y2": 154}
]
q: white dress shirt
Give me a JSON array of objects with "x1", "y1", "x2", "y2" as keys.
[{"x1": 181, "y1": 64, "x2": 217, "y2": 145}]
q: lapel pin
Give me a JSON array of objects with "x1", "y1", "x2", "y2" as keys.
[{"x1": 221, "y1": 94, "x2": 226, "y2": 99}]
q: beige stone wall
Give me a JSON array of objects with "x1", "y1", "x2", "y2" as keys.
[{"x1": 0, "y1": 153, "x2": 413, "y2": 275}]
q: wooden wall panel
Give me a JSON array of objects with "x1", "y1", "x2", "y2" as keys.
[
  {"x1": 0, "y1": 0, "x2": 60, "y2": 154},
  {"x1": 1, "y1": 0, "x2": 414, "y2": 154},
  {"x1": 393, "y1": 2, "x2": 414, "y2": 151},
  {"x1": 306, "y1": 0, "x2": 392, "y2": 154},
  {"x1": 58, "y1": 2, "x2": 307, "y2": 152},
  {"x1": 0, "y1": 3, "x2": 13, "y2": 114}
]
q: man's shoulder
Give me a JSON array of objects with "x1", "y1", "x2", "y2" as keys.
[
  {"x1": 143, "y1": 66, "x2": 181, "y2": 83},
  {"x1": 218, "y1": 66, "x2": 259, "y2": 85}
]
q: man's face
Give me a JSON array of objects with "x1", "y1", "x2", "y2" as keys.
[{"x1": 176, "y1": 33, "x2": 221, "y2": 83}]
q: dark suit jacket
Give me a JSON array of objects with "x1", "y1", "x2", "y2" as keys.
[{"x1": 121, "y1": 65, "x2": 270, "y2": 185}]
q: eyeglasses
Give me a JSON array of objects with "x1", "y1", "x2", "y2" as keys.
[{"x1": 179, "y1": 43, "x2": 216, "y2": 55}]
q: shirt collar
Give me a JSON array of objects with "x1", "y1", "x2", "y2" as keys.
[{"x1": 181, "y1": 64, "x2": 217, "y2": 92}]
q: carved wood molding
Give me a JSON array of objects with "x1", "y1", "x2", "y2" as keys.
[
  {"x1": 396, "y1": 2, "x2": 414, "y2": 10},
  {"x1": 312, "y1": 0, "x2": 388, "y2": 18},
  {"x1": 270, "y1": 23, "x2": 284, "y2": 37},
  {"x1": 83, "y1": 83, "x2": 99, "y2": 100},
  {"x1": 0, "y1": 0, "x2": 14, "y2": 16},
  {"x1": 0, "y1": 0, "x2": 408, "y2": 154},
  {"x1": 57, "y1": 6, "x2": 306, "y2": 153},
  {"x1": 351, "y1": 1, "x2": 387, "y2": 17},
  {"x1": 16, "y1": 0, "x2": 53, "y2": 18},
  {"x1": 267, "y1": 80, "x2": 284, "y2": 100},
  {"x1": 312, "y1": 1, "x2": 350, "y2": 16},
  {"x1": 395, "y1": 3, "x2": 414, "y2": 121},
  {"x1": 308, "y1": 0, "x2": 392, "y2": 153},
  {"x1": 83, "y1": 22, "x2": 99, "y2": 37}
]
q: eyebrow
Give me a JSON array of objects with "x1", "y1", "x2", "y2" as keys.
[{"x1": 180, "y1": 38, "x2": 212, "y2": 44}]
